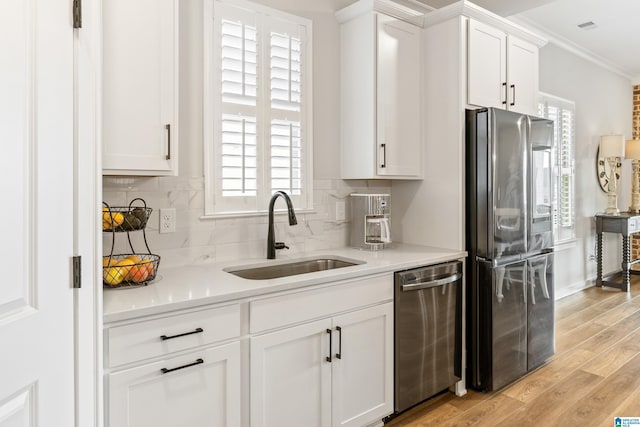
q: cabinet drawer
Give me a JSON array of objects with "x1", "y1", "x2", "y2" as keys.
[
  {"x1": 106, "y1": 304, "x2": 240, "y2": 368},
  {"x1": 250, "y1": 273, "x2": 393, "y2": 333}
]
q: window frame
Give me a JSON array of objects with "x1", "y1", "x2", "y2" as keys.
[
  {"x1": 203, "y1": 0, "x2": 313, "y2": 217},
  {"x1": 538, "y1": 92, "x2": 576, "y2": 243}
]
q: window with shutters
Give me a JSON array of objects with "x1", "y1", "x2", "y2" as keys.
[
  {"x1": 204, "y1": 0, "x2": 313, "y2": 215},
  {"x1": 538, "y1": 92, "x2": 575, "y2": 242}
]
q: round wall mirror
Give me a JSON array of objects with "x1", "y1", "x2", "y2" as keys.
[{"x1": 596, "y1": 145, "x2": 622, "y2": 192}]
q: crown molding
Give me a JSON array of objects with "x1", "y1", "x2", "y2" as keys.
[
  {"x1": 335, "y1": 0, "x2": 430, "y2": 27},
  {"x1": 422, "y1": 0, "x2": 547, "y2": 47},
  {"x1": 511, "y1": 15, "x2": 634, "y2": 83}
]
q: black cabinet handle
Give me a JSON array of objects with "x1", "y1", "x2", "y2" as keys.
[
  {"x1": 160, "y1": 358, "x2": 204, "y2": 375},
  {"x1": 165, "y1": 124, "x2": 171, "y2": 160},
  {"x1": 336, "y1": 326, "x2": 342, "y2": 359},
  {"x1": 510, "y1": 84, "x2": 516, "y2": 106},
  {"x1": 160, "y1": 327, "x2": 203, "y2": 341},
  {"x1": 326, "y1": 328, "x2": 332, "y2": 362},
  {"x1": 380, "y1": 144, "x2": 386, "y2": 168},
  {"x1": 502, "y1": 82, "x2": 507, "y2": 105}
]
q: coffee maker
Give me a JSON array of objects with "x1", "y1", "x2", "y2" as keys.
[{"x1": 349, "y1": 193, "x2": 391, "y2": 250}]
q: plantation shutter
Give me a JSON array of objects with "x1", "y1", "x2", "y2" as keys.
[
  {"x1": 267, "y1": 18, "x2": 306, "y2": 199},
  {"x1": 538, "y1": 93, "x2": 575, "y2": 242},
  {"x1": 207, "y1": 0, "x2": 312, "y2": 215},
  {"x1": 212, "y1": 4, "x2": 261, "y2": 212}
]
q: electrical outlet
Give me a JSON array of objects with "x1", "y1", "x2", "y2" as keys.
[
  {"x1": 336, "y1": 200, "x2": 346, "y2": 221},
  {"x1": 159, "y1": 208, "x2": 176, "y2": 233}
]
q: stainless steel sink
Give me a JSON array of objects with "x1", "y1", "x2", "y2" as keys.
[{"x1": 224, "y1": 257, "x2": 364, "y2": 280}]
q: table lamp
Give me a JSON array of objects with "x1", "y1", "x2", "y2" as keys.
[
  {"x1": 626, "y1": 139, "x2": 640, "y2": 213},
  {"x1": 600, "y1": 134, "x2": 625, "y2": 215}
]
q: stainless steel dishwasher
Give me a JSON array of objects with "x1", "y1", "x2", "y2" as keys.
[{"x1": 394, "y1": 261, "x2": 463, "y2": 414}]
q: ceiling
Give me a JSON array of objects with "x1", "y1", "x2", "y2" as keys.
[
  {"x1": 334, "y1": 0, "x2": 640, "y2": 83},
  {"x1": 513, "y1": 0, "x2": 640, "y2": 83}
]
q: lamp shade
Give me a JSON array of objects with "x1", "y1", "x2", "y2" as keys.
[
  {"x1": 626, "y1": 139, "x2": 640, "y2": 160},
  {"x1": 600, "y1": 134, "x2": 625, "y2": 158}
]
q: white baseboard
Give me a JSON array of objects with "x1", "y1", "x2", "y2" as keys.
[{"x1": 555, "y1": 279, "x2": 595, "y2": 300}]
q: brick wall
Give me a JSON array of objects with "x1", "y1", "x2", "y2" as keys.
[
  {"x1": 634, "y1": 85, "x2": 640, "y2": 139},
  {"x1": 631, "y1": 85, "x2": 640, "y2": 267}
]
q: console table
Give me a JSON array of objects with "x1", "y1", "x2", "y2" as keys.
[{"x1": 595, "y1": 213, "x2": 640, "y2": 292}]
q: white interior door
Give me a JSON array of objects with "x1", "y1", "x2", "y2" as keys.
[{"x1": 0, "y1": 0, "x2": 75, "y2": 425}]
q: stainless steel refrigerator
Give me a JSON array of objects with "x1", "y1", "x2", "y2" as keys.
[{"x1": 466, "y1": 107, "x2": 555, "y2": 391}]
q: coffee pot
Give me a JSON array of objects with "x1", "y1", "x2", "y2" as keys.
[{"x1": 349, "y1": 193, "x2": 391, "y2": 250}]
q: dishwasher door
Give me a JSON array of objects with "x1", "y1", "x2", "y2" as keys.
[{"x1": 394, "y1": 261, "x2": 462, "y2": 413}]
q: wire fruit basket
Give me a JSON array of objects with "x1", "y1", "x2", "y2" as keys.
[
  {"x1": 103, "y1": 198, "x2": 161, "y2": 288},
  {"x1": 103, "y1": 253, "x2": 160, "y2": 287}
]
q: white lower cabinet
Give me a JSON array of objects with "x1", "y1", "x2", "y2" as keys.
[
  {"x1": 107, "y1": 341, "x2": 241, "y2": 427},
  {"x1": 250, "y1": 303, "x2": 394, "y2": 427},
  {"x1": 105, "y1": 274, "x2": 394, "y2": 427},
  {"x1": 331, "y1": 304, "x2": 393, "y2": 427}
]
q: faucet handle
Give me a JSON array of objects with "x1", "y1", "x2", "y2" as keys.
[{"x1": 274, "y1": 242, "x2": 289, "y2": 250}]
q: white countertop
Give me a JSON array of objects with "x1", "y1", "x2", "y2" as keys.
[{"x1": 103, "y1": 243, "x2": 466, "y2": 324}]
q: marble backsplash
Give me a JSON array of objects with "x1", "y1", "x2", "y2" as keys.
[{"x1": 102, "y1": 177, "x2": 391, "y2": 268}]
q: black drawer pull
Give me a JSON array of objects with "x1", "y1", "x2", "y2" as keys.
[
  {"x1": 326, "y1": 328, "x2": 332, "y2": 362},
  {"x1": 336, "y1": 326, "x2": 342, "y2": 360},
  {"x1": 160, "y1": 327, "x2": 204, "y2": 341},
  {"x1": 160, "y1": 358, "x2": 204, "y2": 375}
]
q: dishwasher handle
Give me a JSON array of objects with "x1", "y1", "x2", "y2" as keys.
[{"x1": 401, "y1": 273, "x2": 462, "y2": 292}]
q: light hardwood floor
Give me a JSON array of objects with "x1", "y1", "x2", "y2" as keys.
[{"x1": 387, "y1": 277, "x2": 640, "y2": 427}]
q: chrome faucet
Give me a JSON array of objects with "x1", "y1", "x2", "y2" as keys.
[{"x1": 267, "y1": 191, "x2": 298, "y2": 259}]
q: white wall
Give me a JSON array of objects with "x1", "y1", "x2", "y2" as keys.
[
  {"x1": 538, "y1": 43, "x2": 633, "y2": 298},
  {"x1": 102, "y1": 0, "x2": 390, "y2": 267}
]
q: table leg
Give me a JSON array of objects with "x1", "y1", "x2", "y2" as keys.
[
  {"x1": 622, "y1": 235, "x2": 631, "y2": 292},
  {"x1": 596, "y1": 231, "x2": 603, "y2": 287}
]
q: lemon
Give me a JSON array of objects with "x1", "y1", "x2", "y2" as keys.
[
  {"x1": 115, "y1": 259, "x2": 136, "y2": 280},
  {"x1": 102, "y1": 257, "x2": 116, "y2": 267},
  {"x1": 104, "y1": 266, "x2": 124, "y2": 286},
  {"x1": 125, "y1": 255, "x2": 142, "y2": 264},
  {"x1": 102, "y1": 211, "x2": 124, "y2": 229}
]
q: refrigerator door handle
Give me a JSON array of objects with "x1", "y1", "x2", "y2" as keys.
[{"x1": 401, "y1": 273, "x2": 462, "y2": 292}]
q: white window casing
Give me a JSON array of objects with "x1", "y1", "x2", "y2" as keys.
[{"x1": 204, "y1": 0, "x2": 313, "y2": 216}]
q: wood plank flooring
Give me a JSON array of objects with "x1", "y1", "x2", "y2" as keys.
[{"x1": 387, "y1": 277, "x2": 640, "y2": 427}]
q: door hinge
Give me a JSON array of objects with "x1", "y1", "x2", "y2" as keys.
[
  {"x1": 72, "y1": 256, "x2": 82, "y2": 289},
  {"x1": 73, "y1": 0, "x2": 82, "y2": 29}
]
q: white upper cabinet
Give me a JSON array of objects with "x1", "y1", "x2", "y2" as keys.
[
  {"x1": 337, "y1": 0, "x2": 425, "y2": 180},
  {"x1": 506, "y1": 35, "x2": 539, "y2": 116},
  {"x1": 467, "y1": 18, "x2": 539, "y2": 116},
  {"x1": 102, "y1": 0, "x2": 179, "y2": 176}
]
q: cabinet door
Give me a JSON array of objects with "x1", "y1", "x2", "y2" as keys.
[
  {"x1": 507, "y1": 35, "x2": 539, "y2": 115},
  {"x1": 107, "y1": 342, "x2": 240, "y2": 427},
  {"x1": 467, "y1": 19, "x2": 507, "y2": 110},
  {"x1": 103, "y1": 0, "x2": 178, "y2": 175},
  {"x1": 251, "y1": 318, "x2": 333, "y2": 427},
  {"x1": 331, "y1": 303, "x2": 394, "y2": 427},
  {"x1": 376, "y1": 14, "x2": 422, "y2": 178}
]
